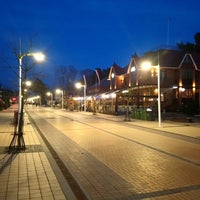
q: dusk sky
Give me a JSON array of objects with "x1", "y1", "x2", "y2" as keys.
[{"x1": 1, "y1": 0, "x2": 200, "y2": 89}]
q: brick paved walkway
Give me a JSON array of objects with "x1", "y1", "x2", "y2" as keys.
[
  {"x1": 1, "y1": 105, "x2": 200, "y2": 200},
  {"x1": 0, "y1": 105, "x2": 67, "y2": 200},
  {"x1": 28, "y1": 107, "x2": 200, "y2": 200}
]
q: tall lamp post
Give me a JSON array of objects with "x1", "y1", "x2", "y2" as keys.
[
  {"x1": 56, "y1": 89, "x2": 64, "y2": 109},
  {"x1": 75, "y1": 82, "x2": 86, "y2": 112},
  {"x1": 157, "y1": 61, "x2": 161, "y2": 127},
  {"x1": 9, "y1": 52, "x2": 45, "y2": 150},
  {"x1": 47, "y1": 92, "x2": 53, "y2": 107},
  {"x1": 142, "y1": 54, "x2": 161, "y2": 127}
]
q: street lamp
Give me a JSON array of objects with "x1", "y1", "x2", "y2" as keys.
[
  {"x1": 142, "y1": 56, "x2": 161, "y2": 127},
  {"x1": 122, "y1": 89, "x2": 131, "y2": 121},
  {"x1": 24, "y1": 80, "x2": 32, "y2": 92},
  {"x1": 9, "y1": 52, "x2": 45, "y2": 150},
  {"x1": 75, "y1": 82, "x2": 86, "y2": 112},
  {"x1": 36, "y1": 95, "x2": 41, "y2": 106},
  {"x1": 25, "y1": 80, "x2": 32, "y2": 87},
  {"x1": 56, "y1": 89, "x2": 64, "y2": 109},
  {"x1": 46, "y1": 92, "x2": 53, "y2": 107}
]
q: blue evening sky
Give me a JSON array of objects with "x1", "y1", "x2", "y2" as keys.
[{"x1": 0, "y1": 0, "x2": 200, "y2": 89}]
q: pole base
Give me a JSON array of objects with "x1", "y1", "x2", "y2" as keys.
[
  {"x1": 124, "y1": 114, "x2": 131, "y2": 122},
  {"x1": 9, "y1": 132, "x2": 26, "y2": 152}
]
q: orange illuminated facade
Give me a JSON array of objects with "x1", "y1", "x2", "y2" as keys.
[{"x1": 87, "y1": 49, "x2": 200, "y2": 114}]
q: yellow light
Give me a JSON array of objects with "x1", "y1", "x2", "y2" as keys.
[
  {"x1": 56, "y1": 89, "x2": 62, "y2": 94},
  {"x1": 25, "y1": 81, "x2": 32, "y2": 87},
  {"x1": 33, "y1": 52, "x2": 45, "y2": 62},
  {"x1": 141, "y1": 61, "x2": 152, "y2": 70},
  {"x1": 111, "y1": 93, "x2": 116, "y2": 98},
  {"x1": 131, "y1": 66, "x2": 136, "y2": 72},
  {"x1": 46, "y1": 92, "x2": 52, "y2": 96},
  {"x1": 122, "y1": 90, "x2": 129, "y2": 94},
  {"x1": 102, "y1": 94, "x2": 109, "y2": 99},
  {"x1": 75, "y1": 82, "x2": 83, "y2": 89}
]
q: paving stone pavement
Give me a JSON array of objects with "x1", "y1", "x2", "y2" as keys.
[
  {"x1": 1, "y1": 105, "x2": 200, "y2": 200},
  {"x1": 27, "y1": 107, "x2": 200, "y2": 200},
  {"x1": 0, "y1": 105, "x2": 67, "y2": 200}
]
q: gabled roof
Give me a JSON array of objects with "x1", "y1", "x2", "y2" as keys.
[
  {"x1": 139, "y1": 49, "x2": 185, "y2": 68},
  {"x1": 190, "y1": 52, "x2": 200, "y2": 70},
  {"x1": 178, "y1": 53, "x2": 200, "y2": 70},
  {"x1": 127, "y1": 54, "x2": 139, "y2": 73},
  {"x1": 108, "y1": 63, "x2": 125, "y2": 79},
  {"x1": 87, "y1": 48, "x2": 200, "y2": 96},
  {"x1": 112, "y1": 63, "x2": 125, "y2": 75}
]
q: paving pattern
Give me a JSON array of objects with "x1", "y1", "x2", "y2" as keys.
[
  {"x1": 28, "y1": 107, "x2": 200, "y2": 200},
  {"x1": 0, "y1": 106, "x2": 67, "y2": 200},
  {"x1": 1, "y1": 105, "x2": 200, "y2": 200}
]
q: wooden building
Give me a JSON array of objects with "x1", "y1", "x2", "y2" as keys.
[{"x1": 87, "y1": 49, "x2": 200, "y2": 115}]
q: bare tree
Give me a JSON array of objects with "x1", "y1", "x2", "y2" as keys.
[
  {"x1": 55, "y1": 65, "x2": 78, "y2": 96},
  {"x1": 9, "y1": 37, "x2": 46, "y2": 150}
]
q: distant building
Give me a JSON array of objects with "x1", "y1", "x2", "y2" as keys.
[{"x1": 83, "y1": 49, "x2": 200, "y2": 115}]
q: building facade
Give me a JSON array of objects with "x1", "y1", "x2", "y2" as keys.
[{"x1": 85, "y1": 49, "x2": 200, "y2": 115}]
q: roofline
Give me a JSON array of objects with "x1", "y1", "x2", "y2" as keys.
[{"x1": 178, "y1": 53, "x2": 200, "y2": 70}]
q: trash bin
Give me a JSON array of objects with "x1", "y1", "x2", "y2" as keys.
[
  {"x1": 146, "y1": 108, "x2": 154, "y2": 121},
  {"x1": 143, "y1": 110, "x2": 148, "y2": 120},
  {"x1": 135, "y1": 109, "x2": 140, "y2": 119}
]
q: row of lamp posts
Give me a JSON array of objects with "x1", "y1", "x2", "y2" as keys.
[
  {"x1": 49, "y1": 63, "x2": 160, "y2": 127},
  {"x1": 46, "y1": 83, "x2": 86, "y2": 111},
  {"x1": 46, "y1": 89, "x2": 64, "y2": 109},
  {"x1": 9, "y1": 49, "x2": 161, "y2": 152}
]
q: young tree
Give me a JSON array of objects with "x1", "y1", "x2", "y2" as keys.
[{"x1": 9, "y1": 38, "x2": 46, "y2": 150}]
